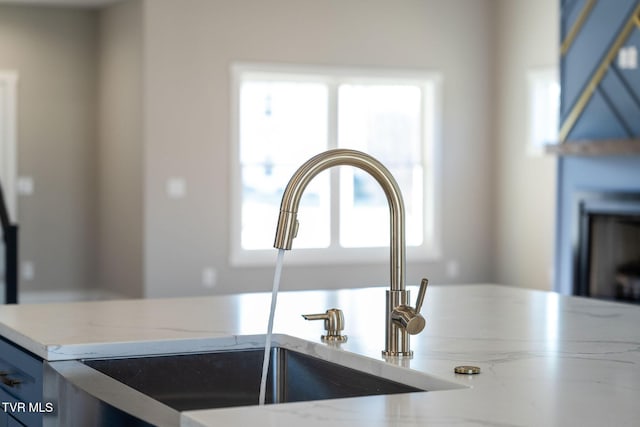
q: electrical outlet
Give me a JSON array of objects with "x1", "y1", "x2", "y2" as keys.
[
  {"x1": 202, "y1": 267, "x2": 217, "y2": 288},
  {"x1": 446, "y1": 260, "x2": 459, "y2": 279}
]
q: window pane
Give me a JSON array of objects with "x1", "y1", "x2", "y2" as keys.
[
  {"x1": 338, "y1": 84, "x2": 424, "y2": 247},
  {"x1": 527, "y1": 69, "x2": 559, "y2": 156},
  {"x1": 240, "y1": 81, "x2": 327, "y2": 166},
  {"x1": 239, "y1": 80, "x2": 330, "y2": 249},
  {"x1": 241, "y1": 166, "x2": 330, "y2": 249}
]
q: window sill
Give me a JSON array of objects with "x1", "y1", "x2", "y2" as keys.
[{"x1": 230, "y1": 245, "x2": 441, "y2": 267}]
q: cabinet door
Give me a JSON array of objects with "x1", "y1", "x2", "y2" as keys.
[
  {"x1": 560, "y1": 0, "x2": 640, "y2": 141},
  {"x1": 0, "y1": 408, "x2": 8, "y2": 427},
  {"x1": 7, "y1": 415, "x2": 25, "y2": 426},
  {"x1": 0, "y1": 338, "x2": 43, "y2": 427}
]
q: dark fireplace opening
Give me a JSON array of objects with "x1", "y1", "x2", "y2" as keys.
[{"x1": 575, "y1": 192, "x2": 640, "y2": 303}]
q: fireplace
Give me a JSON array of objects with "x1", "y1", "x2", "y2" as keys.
[{"x1": 575, "y1": 192, "x2": 640, "y2": 303}]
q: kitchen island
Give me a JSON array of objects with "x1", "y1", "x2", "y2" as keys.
[{"x1": 0, "y1": 284, "x2": 639, "y2": 426}]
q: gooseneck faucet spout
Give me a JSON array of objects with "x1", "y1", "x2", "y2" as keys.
[
  {"x1": 274, "y1": 149, "x2": 428, "y2": 357},
  {"x1": 274, "y1": 149, "x2": 405, "y2": 290}
]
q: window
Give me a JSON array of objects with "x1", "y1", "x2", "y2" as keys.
[
  {"x1": 527, "y1": 68, "x2": 560, "y2": 156},
  {"x1": 230, "y1": 64, "x2": 442, "y2": 265}
]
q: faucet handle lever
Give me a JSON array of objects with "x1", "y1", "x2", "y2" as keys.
[
  {"x1": 415, "y1": 278, "x2": 429, "y2": 313},
  {"x1": 389, "y1": 279, "x2": 429, "y2": 336}
]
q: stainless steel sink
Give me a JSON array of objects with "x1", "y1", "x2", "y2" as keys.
[
  {"x1": 44, "y1": 336, "x2": 464, "y2": 426},
  {"x1": 83, "y1": 347, "x2": 423, "y2": 411}
]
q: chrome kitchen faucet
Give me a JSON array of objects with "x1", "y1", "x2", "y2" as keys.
[{"x1": 273, "y1": 149, "x2": 428, "y2": 357}]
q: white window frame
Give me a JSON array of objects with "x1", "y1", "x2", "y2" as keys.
[{"x1": 230, "y1": 63, "x2": 443, "y2": 266}]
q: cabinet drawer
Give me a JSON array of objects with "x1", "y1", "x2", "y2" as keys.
[
  {"x1": 0, "y1": 338, "x2": 43, "y2": 426},
  {"x1": 0, "y1": 338, "x2": 42, "y2": 404}
]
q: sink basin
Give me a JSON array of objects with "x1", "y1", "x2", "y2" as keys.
[
  {"x1": 83, "y1": 347, "x2": 423, "y2": 411},
  {"x1": 44, "y1": 336, "x2": 464, "y2": 426}
]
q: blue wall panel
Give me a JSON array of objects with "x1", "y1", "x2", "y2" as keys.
[
  {"x1": 568, "y1": 89, "x2": 630, "y2": 139},
  {"x1": 617, "y1": 29, "x2": 640, "y2": 93},
  {"x1": 561, "y1": 0, "x2": 637, "y2": 122},
  {"x1": 556, "y1": 0, "x2": 640, "y2": 294},
  {"x1": 600, "y1": 68, "x2": 640, "y2": 135},
  {"x1": 560, "y1": 0, "x2": 640, "y2": 141}
]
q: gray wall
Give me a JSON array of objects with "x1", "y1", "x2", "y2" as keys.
[
  {"x1": 97, "y1": 0, "x2": 143, "y2": 297},
  {"x1": 142, "y1": 0, "x2": 495, "y2": 296},
  {"x1": 493, "y1": 0, "x2": 558, "y2": 291},
  {"x1": 0, "y1": 0, "x2": 559, "y2": 299},
  {"x1": 0, "y1": 6, "x2": 98, "y2": 293}
]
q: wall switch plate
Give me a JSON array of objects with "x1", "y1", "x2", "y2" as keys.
[{"x1": 618, "y1": 46, "x2": 638, "y2": 69}]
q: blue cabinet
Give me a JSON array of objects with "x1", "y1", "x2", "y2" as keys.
[
  {"x1": 7, "y1": 415, "x2": 26, "y2": 426},
  {"x1": 560, "y1": 0, "x2": 640, "y2": 141},
  {"x1": 0, "y1": 338, "x2": 43, "y2": 427}
]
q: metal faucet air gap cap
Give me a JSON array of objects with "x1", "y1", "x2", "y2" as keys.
[{"x1": 273, "y1": 149, "x2": 429, "y2": 357}]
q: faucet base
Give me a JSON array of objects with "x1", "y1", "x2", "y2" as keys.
[
  {"x1": 384, "y1": 290, "x2": 412, "y2": 357},
  {"x1": 381, "y1": 350, "x2": 413, "y2": 358}
]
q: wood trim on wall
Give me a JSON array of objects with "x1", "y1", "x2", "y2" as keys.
[{"x1": 546, "y1": 138, "x2": 640, "y2": 155}]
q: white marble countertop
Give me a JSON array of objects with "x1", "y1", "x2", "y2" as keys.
[{"x1": 1, "y1": 284, "x2": 639, "y2": 426}]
